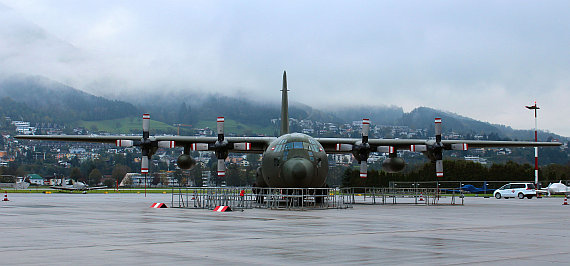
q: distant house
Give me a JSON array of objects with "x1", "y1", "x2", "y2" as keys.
[{"x1": 26, "y1": 174, "x2": 44, "y2": 185}]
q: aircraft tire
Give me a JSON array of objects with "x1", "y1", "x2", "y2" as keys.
[{"x1": 495, "y1": 193, "x2": 501, "y2": 199}]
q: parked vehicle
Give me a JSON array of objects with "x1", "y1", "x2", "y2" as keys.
[{"x1": 494, "y1": 183, "x2": 536, "y2": 199}]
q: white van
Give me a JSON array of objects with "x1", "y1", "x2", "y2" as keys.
[{"x1": 494, "y1": 183, "x2": 537, "y2": 199}]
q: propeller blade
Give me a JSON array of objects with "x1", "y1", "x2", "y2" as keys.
[
  {"x1": 436, "y1": 160, "x2": 443, "y2": 177},
  {"x1": 158, "y1": 141, "x2": 176, "y2": 149},
  {"x1": 410, "y1": 145, "x2": 428, "y2": 152},
  {"x1": 451, "y1": 143, "x2": 468, "y2": 151},
  {"x1": 217, "y1": 158, "x2": 226, "y2": 177},
  {"x1": 115, "y1": 140, "x2": 134, "y2": 147},
  {"x1": 190, "y1": 143, "x2": 209, "y2": 151},
  {"x1": 234, "y1": 142, "x2": 252, "y2": 151},
  {"x1": 361, "y1": 119, "x2": 370, "y2": 143},
  {"x1": 141, "y1": 156, "x2": 149, "y2": 174},
  {"x1": 142, "y1": 113, "x2": 150, "y2": 139},
  {"x1": 359, "y1": 161, "x2": 368, "y2": 178},
  {"x1": 335, "y1": 143, "x2": 353, "y2": 152},
  {"x1": 217, "y1": 117, "x2": 224, "y2": 141},
  {"x1": 434, "y1": 118, "x2": 442, "y2": 143},
  {"x1": 377, "y1": 146, "x2": 394, "y2": 153}
]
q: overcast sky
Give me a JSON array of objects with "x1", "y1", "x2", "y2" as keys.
[{"x1": 1, "y1": 0, "x2": 569, "y2": 136}]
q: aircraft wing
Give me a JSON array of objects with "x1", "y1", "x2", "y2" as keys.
[
  {"x1": 316, "y1": 138, "x2": 561, "y2": 153},
  {"x1": 158, "y1": 136, "x2": 275, "y2": 153},
  {"x1": 316, "y1": 138, "x2": 427, "y2": 153},
  {"x1": 85, "y1": 186, "x2": 107, "y2": 190},
  {"x1": 50, "y1": 186, "x2": 78, "y2": 191},
  {"x1": 440, "y1": 140, "x2": 561, "y2": 148},
  {"x1": 16, "y1": 135, "x2": 275, "y2": 153},
  {"x1": 17, "y1": 135, "x2": 133, "y2": 144}
]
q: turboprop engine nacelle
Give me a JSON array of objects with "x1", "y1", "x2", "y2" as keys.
[
  {"x1": 177, "y1": 154, "x2": 196, "y2": 170},
  {"x1": 382, "y1": 157, "x2": 405, "y2": 173}
]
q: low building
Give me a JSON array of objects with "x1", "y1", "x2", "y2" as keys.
[{"x1": 26, "y1": 174, "x2": 44, "y2": 185}]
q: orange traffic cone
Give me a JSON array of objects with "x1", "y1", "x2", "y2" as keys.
[
  {"x1": 564, "y1": 195, "x2": 568, "y2": 206},
  {"x1": 3, "y1": 191, "x2": 9, "y2": 201},
  {"x1": 419, "y1": 192, "x2": 424, "y2": 201}
]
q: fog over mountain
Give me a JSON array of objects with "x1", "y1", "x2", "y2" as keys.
[
  {"x1": 1, "y1": 1, "x2": 568, "y2": 136},
  {"x1": 0, "y1": 74, "x2": 565, "y2": 142}
]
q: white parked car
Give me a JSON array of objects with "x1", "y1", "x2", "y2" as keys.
[{"x1": 494, "y1": 183, "x2": 537, "y2": 199}]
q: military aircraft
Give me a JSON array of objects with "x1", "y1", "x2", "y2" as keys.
[
  {"x1": 49, "y1": 178, "x2": 107, "y2": 191},
  {"x1": 16, "y1": 71, "x2": 561, "y2": 188}
]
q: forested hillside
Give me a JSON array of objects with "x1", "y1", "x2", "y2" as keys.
[
  {"x1": 0, "y1": 74, "x2": 566, "y2": 141},
  {"x1": 0, "y1": 75, "x2": 139, "y2": 122}
]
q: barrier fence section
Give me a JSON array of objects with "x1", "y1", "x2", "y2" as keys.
[
  {"x1": 340, "y1": 187, "x2": 464, "y2": 206},
  {"x1": 171, "y1": 187, "x2": 351, "y2": 210}
]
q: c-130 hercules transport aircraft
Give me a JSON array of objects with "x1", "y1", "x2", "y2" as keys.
[{"x1": 17, "y1": 72, "x2": 561, "y2": 188}]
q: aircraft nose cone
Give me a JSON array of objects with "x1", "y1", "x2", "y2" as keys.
[{"x1": 283, "y1": 158, "x2": 314, "y2": 187}]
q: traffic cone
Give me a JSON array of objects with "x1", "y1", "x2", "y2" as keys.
[
  {"x1": 3, "y1": 191, "x2": 9, "y2": 201},
  {"x1": 419, "y1": 192, "x2": 424, "y2": 201},
  {"x1": 564, "y1": 195, "x2": 568, "y2": 206}
]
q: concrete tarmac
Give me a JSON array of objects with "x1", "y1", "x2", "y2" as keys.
[{"x1": 1, "y1": 193, "x2": 569, "y2": 265}]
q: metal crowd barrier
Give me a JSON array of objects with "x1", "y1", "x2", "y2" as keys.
[
  {"x1": 171, "y1": 187, "x2": 351, "y2": 210},
  {"x1": 171, "y1": 186, "x2": 463, "y2": 210}
]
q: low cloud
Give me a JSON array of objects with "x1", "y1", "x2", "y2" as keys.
[{"x1": 0, "y1": 0, "x2": 568, "y2": 136}]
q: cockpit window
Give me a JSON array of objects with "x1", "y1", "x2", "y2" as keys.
[
  {"x1": 283, "y1": 142, "x2": 311, "y2": 150},
  {"x1": 293, "y1": 142, "x2": 303, "y2": 149}
]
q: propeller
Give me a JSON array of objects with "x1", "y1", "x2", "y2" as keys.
[
  {"x1": 334, "y1": 119, "x2": 397, "y2": 178},
  {"x1": 355, "y1": 119, "x2": 371, "y2": 178},
  {"x1": 212, "y1": 116, "x2": 255, "y2": 178},
  {"x1": 214, "y1": 117, "x2": 229, "y2": 178},
  {"x1": 115, "y1": 113, "x2": 177, "y2": 174},
  {"x1": 434, "y1": 118, "x2": 443, "y2": 177},
  {"x1": 409, "y1": 118, "x2": 469, "y2": 178}
]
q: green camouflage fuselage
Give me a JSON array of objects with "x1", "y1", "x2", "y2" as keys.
[{"x1": 260, "y1": 133, "x2": 328, "y2": 188}]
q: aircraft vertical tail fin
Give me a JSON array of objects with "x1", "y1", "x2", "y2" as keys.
[{"x1": 280, "y1": 71, "x2": 289, "y2": 136}]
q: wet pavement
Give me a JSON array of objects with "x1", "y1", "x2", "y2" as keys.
[{"x1": 1, "y1": 193, "x2": 569, "y2": 265}]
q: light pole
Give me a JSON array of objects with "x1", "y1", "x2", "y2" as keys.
[{"x1": 525, "y1": 101, "x2": 539, "y2": 186}]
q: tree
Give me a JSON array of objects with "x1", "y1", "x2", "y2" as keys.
[
  {"x1": 111, "y1": 164, "x2": 130, "y2": 185},
  {"x1": 173, "y1": 169, "x2": 185, "y2": 187},
  {"x1": 160, "y1": 175, "x2": 170, "y2": 187},
  {"x1": 152, "y1": 173, "x2": 161, "y2": 186},
  {"x1": 70, "y1": 167, "x2": 83, "y2": 181},
  {"x1": 88, "y1": 169, "x2": 103, "y2": 186}
]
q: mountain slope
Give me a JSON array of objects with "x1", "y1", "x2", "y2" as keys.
[{"x1": 0, "y1": 75, "x2": 139, "y2": 122}]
